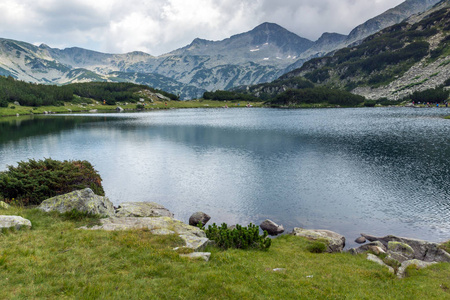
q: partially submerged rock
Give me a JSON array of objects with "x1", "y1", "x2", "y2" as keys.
[
  {"x1": 115, "y1": 202, "x2": 174, "y2": 218},
  {"x1": 260, "y1": 219, "x2": 284, "y2": 236},
  {"x1": 189, "y1": 212, "x2": 211, "y2": 227},
  {"x1": 291, "y1": 228, "x2": 345, "y2": 253},
  {"x1": 38, "y1": 188, "x2": 114, "y2": 217},
  {"x1": 0, "y1": 215, "x2": 32, "y2": 230},
  {"x1": 355, "y1": 236, "x2": 366, "y2": 244},
  {"x1": 361, "y1": 233, "x2": 450, "y2": 263}
]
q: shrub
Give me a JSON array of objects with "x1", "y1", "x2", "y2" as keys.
[
  {"x1": 306, "y1": 241, "x2": 327, "y2": 253},
  {"x1": 201, "y1": 223, "x2": 271, "y2": 250},
  {"x1": 0, "y1": 158, "x2": 104, "y2": 206},
  {"x1": 364, "y1": 100, "x2": 377, "y2": 107},
  {"x1": 0, "y1": 99, "x2": 7, "y2": 108}
]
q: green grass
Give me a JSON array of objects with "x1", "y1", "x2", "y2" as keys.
[
  {"x1": 1, "y1": 207, "x2": 450, "y2": 299},
  {"x1": 0, "y1": 100, "x2": 264, "y2": 117}
]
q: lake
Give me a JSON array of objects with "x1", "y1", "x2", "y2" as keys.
[{"x1": 1, "y1": 107, "x2": 449, "y2": 247}]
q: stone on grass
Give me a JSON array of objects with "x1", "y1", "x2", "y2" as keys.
[
  {"x1": 367, "y1": 253, "x2": 394, "y2": 274},
  {"x1": 38, "y1": 188, "x2": 114, "y2": 217},
  {"x1": 291, "y1": 228, "x2": 345, "y2": 253},
  {"x1": 115, "y1": 202, "x2": 174, "y2": 218},
  {"x1": 116, "y1": 106, "x2": 124, "y2": 112},
  {"x1": 0, "y1": 216, "x2": 32, "y2": 230},
  {"x1": 180, "y1": 252, "x2": 211, "y2": 262},
  {"x1": 0, "y1": 201, "x2": 10, "y2": 210},
  {"x1": 397, "y1": 259, "x2": 437, "y2": 278},
  {"x1": 260, "y1": 219, "x2": 284, "y2": 236},
  {"x1": 188, "y1": 212, "x2": 211, "y2": 227}
]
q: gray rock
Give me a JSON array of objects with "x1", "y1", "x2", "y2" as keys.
[
  {"x1": 89, "y1": 109, "x2": 98, "y2": 113},
  {"x1": 397, "y1": 259, "x2": 437, "y2": 279},
  {"x1": 180, "y1": 252, "x2": 211, "y2": 261},
  {"x1": 387, "y1": 241, "x2": 415, "y2": 262},
  {"x1": 260, "y1": 219, "x2": 284, "y2": 236},
  {"x1": 0, "y1": 215, "x2": 32, "y2": 230},
  {"x1": 348, "y1": 241, "x2": 386, "y2": 255},
  {"x1": 367, "y1": 253, "x2": 395, "y2": 274},
  {"x1": 115, "y1": 202, "x2": 174, "y2": 218},
  {"x1": 188, "y1": 212, "x2": 211, "y2": 227},
  {"x1": 38, "y1": 188, "x2": 114, "y2": 217},
  {"x1": 355, "y1": 236, "x2": 367, "y2": 244},
  {"x1": 291, "y1": 228, "x2": 345, "y2": 253},
  {"x1": 116, "y1": 106, "x2": 124, "y2": 112},
  {"x1": 80, "y1": 216, "x2": 209, "y2": 251},
  {"x1": 13, "y1": 101, "x2": 20, "y2": 106},
  {"x1": 0, "y1": 201, "x2": 10, "y2": 210},
  {"x1": 361, "y1": 233, "x2": 450, "y2": 263}
]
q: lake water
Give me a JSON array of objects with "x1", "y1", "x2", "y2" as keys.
[{"x1": 1, "y1": 107, "x2": 449, "y2": 247}]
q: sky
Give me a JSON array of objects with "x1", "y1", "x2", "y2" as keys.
[{"x1": 0, "y1": 0, "x2": 405, "y2": 56}]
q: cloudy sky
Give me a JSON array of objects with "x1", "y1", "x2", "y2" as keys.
[{"x1": 0, "y1": 0, "x2": 405, "y2": 56}]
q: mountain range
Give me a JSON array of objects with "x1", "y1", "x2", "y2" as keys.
[{"x1": 0, "y1": 0, "x2": 443, "y2": 99}]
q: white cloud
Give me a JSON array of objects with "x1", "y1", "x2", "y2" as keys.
[{"x1": 0, "y1": 0, "x2": 405, "y2": 55}]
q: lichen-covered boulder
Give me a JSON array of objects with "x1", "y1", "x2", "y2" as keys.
[
  {"x1": 115, "y1": 202, "x2": 174, "y2": 218},
  {"x1": 189, "y1": 212, "x2": 211, "y2": 227},
  {"x1": 0, "y1": 201, "x2": 10, "y2": 210},
  {"x1": 260, "y1": 219, "x2": 284, "y2": 236},
  {"x1": 38, "y1": 188, "x2": 114, "y2": 217},
  {"x1": 291, "y1": 228, "x2": 345, "y2": 253},
  {"x1": 397, "y1": 259, "x2": 437, "y2": 278},
  {"x1": 0, "y1": 216, "x2": 32, "y2": 230}
]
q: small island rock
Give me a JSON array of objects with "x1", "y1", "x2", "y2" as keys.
[
  {"x1": 189, "y1": 212, "x2": 211, "y2": 227},
  {"x1": 260, "y1": 219, "x2": 284, "y2": 236},
  {"x1": 355, "y1": 236, "x2": 367, "y2": 244}
]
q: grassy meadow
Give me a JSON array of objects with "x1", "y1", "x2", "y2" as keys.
[
  {"x1": 0, "y1": 207, "x2": 449, "y2": 299},
  {"x1": 0, "y1": 99, "x2": 264, "y2": 117}
]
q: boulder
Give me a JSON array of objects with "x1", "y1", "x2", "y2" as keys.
[
  {"x1": 115, "y1": 202, "x2": 174, "y2": 218},
  {"x1": 367, "y1": 253, "x2": 394, "y2": 274},
  {"x1": 397, "y1": 259, "x2": 437, "y2": 278},
  {"x1": 387, "y1": 241, "x2": 415, "y2": 263},
  {"x1": 0, "y1": 201, "x2": 10, "y2": 210},
  {"x1": 180, "y1": 252, "x2": 211, "y2": 262},
  {"x1": 260, "y1": 219, "x2": 284, "y2": 236},
  {"x1": 355, "y1": 236, "x2": 367, "y2": 244},
  {"x1": 189, "y1": 212, "x2": 211, "y2": 227},
  {"x1": 291, "y1": 228, "x2": 345, "y2": 253},
  {"x1": 116, "y1": 106, "x2": 124, "y2": 112},
  {"x1": 38, "y1": 188, "x2": 114, "y2": 217},
  {"x1": 348, "y1": 241, "x2": 386, "y2": 255},
  {"x1": 81, "y1": 216, "x2": 209, "y2": 251},
  {"x1": 0, "y1": 216, "x2": 32, "y2": 230},
  {"x1": 361, "y1": 233, "x2": 450, "y2": 263}
]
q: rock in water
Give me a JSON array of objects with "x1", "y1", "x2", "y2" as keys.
[
  {"x1": 189, "y1": 212, "x2": 211, "y2": 227},
  {"x1": 38, "y1": 188, "x2": 114, "y2": 217},
  {"x1": 291, "y1": 228, "x2": 346, "y2": 253},
  {"x1": 260, "y1": 219, "x2": 284, "y2": 236},
  {"x1": 355, "y1": 236, "x2": 367, "y2": 244},
  {"x1": 0, "y1": 216, "x2": 32, "y2": 230},
  {"x1": 115, "y1": 202, "x2": 174, "y2": 218}
]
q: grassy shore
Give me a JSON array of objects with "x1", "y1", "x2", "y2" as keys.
[
  {"x1": 1, "y1": 207, "x2": 449, "y2": 299},
  {"x1": 0, "y1": 100, "x2": 264, "y2": 117}
]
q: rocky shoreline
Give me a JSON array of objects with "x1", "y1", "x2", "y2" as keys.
[{"x1": 1, "y1": 188, "x2": 449, "y2": 275}]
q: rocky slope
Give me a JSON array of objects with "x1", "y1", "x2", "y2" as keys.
[
  {"x1": 0, "y1": 0, "x2": 441, "y2": 99},
  {"x1": 276, "y1": 1, "x2": 450, "y2": 100}
]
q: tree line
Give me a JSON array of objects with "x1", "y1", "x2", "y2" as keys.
[{"x1": 0, "y1": 76, "x2": 178, "y2": 107}]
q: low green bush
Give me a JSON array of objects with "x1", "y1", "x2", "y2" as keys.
[
  {"x1": 201, "y1": 223, "x2": 271, "y2": 250},
  {"x1": 306, "y1": 240, "x2": 327, "y2": 253},
  {"x1": 0, "y1": 158, "x2": 104, "y2": 206}
]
